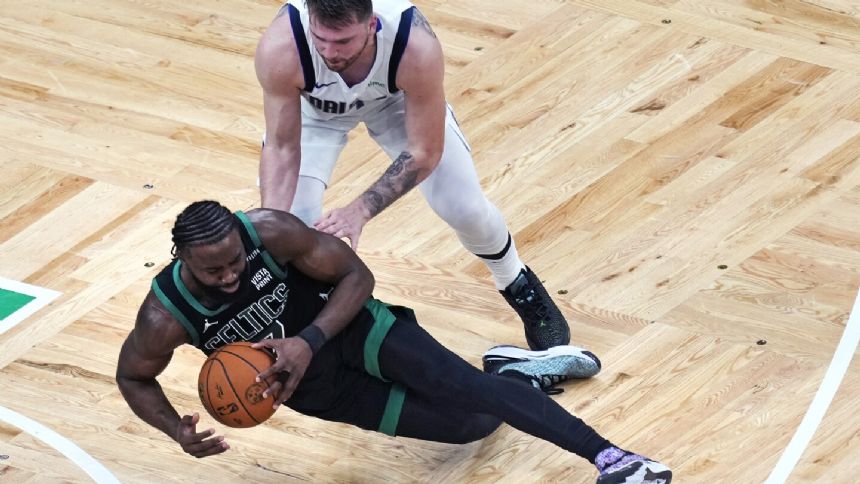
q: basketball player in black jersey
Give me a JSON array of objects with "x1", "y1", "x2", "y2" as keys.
[{"x1": 116, "y1": 201, "x2": 671, "y2": 484}]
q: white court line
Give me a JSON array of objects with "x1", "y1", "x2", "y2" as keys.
[
  {"x1": 0, "y1": 278, "x2": 113, "y2": 480},
  {"x1": 0, "y1": 406, "x2": 120, "y2": 483},
  {"x1": 765, "y1": 287, "x2": 860, "y2": 484},
  {"x1": 0, "y1": 276, "x2": 61, "y2": 335}
]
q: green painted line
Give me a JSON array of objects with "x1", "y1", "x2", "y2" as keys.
[
  {"x1": 0, "y1": 288, "x2": 35, "y2": 320},
  {"x1": 0, "y1": 277, "x2": 61, "y2": 335}
]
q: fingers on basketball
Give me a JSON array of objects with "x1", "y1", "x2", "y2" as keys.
[{"x1": 198, "y1": 342, "x2": 279, "y2": 428}]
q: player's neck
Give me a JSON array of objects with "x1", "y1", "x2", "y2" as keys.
[
  {"x1": 179, "y1": 263, "x2": 225, "y2": 309},
  {"x1": 339, "y1": 36, "x2": 377, "y2": 87}
]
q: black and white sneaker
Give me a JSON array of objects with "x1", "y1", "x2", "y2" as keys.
[
  {"x1": 596, "y1": 457, "x2": 672, "y2": 484},
  {"x1": 482, "y1": 345, "x2": 601, "y2": 394},
  {"x1": 501, "y1": 267, "x2": 570, "y2": 350}
]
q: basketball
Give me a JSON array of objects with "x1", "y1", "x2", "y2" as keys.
[{"x1": 198, "y1": 342, "x2": 278, "y2": 428}]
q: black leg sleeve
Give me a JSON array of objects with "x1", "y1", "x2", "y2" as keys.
[
  {"x1": 377, "y1": 319, "x2": 609, "y2": 463},
  {"x1": 395, "y1": 392, "x2": 503, "y2": 444}
]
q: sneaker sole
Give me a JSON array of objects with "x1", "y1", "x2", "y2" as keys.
[
  {"x1": 484, "y1": 345, "x2": 602, "y2": 379},
  {"x1": 499, "y1": 356, "x2": 600, "y2": 379},
  {"x1": 483, "y1": 344, "x2": 596, "y2": 362},
  {"x1": 596, "y1": 460, "x2": 672, "y2": 484}
]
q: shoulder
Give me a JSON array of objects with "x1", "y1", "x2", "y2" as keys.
[
  {"x1": 404, "y1": 8, "x2": 441, "y2": 61},
  {"x1": 397, "y1": 8, "x2": 443, "y2": 91},
  {"x1": 255, "y1": 10, "x2": 304, "y2": 92},
  {"x1": 243, "y1": 208, "x2": 316, "y2": 262},
  {"x1": 243, "y1": 207, "x2": 306, "y2": 234},
  {"x1": 133, "y1": 290, "x2": 190, "y2": 357}
]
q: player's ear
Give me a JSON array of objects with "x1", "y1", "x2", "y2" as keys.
[{"x1": 175, "y1": 246, "x2": 199, "y2": 267}]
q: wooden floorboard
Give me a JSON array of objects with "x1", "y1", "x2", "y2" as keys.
[{"x1": 1, "y1": 0, "x2": 859, "y2": 482}]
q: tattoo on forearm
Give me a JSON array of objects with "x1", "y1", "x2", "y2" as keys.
[
  {"x1": 362, "y1": 151, "x2": 420, "y2": 217},
  {"x1": 412, "y1": 9, "x2": 437, "y2": 38}
]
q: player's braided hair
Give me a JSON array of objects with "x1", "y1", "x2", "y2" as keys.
[
  {"x1": 171, "y1": 201, "x2": 238, "y2": 257},
  {"x1": 306, "y1": 0, "x2": 372, "y2": 28}
]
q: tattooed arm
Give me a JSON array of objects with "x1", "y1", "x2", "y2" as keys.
[
  {"x1": 314, "y1": 8, "x2": 446, "y2": 248},
  {"x1": 360, "y1": 151, "x2": 422, "y2": 217},
  {"x1": 362, "y1": 9, "x2": 445, "y2": 216}
]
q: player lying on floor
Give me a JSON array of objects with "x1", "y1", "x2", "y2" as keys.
[{"x1": 116, "y1": 200, "x2": 672, "y2": 484}]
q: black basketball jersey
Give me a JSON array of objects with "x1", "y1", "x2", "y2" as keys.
[{"x1": 151, "y1": 211, "x2": 334, "y2": 355}]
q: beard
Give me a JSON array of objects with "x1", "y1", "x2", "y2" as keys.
[
  {"x1": 320, "y1": 32, "x2": 371, "y2": 73},
  {"x1": 323, "y1": 55, "x2": 359, "y2": 72},
  {"x1": 192, "y1": 263, "x2": 252, "y2": 306}
]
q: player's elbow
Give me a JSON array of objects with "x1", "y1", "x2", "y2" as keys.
[
  {"x1": 261, "y1": 142, "x2": 300, "y2": 169},
  {"x1": 115, "y1": 356, "x2": 140, "y2": 389},
  {"x1": 413, "y1": 143, "x2": 444, "y2": 176},
  {"x1": 115, "y1": 367, "x2": 159, "y2": 404},
  {"x1": 115, "y1": 367, "x2": 137, "y2": 396},
  {"x1": 115, "y1": 374, "x2": 133, "y2": 398},
  {"x1": 359, "y1": 265, "x2": 375, "y2": 298},
  {"x1": 115, "y1": 334, "x2": 163, "y2": 390}
]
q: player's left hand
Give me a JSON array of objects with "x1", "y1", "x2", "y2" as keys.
[
  {"x1": 251, "y1": 337, "x2": 312, "y2": 408},
  {"x1": 314, "y1": 201, "x2": 370, "y2": 250}
]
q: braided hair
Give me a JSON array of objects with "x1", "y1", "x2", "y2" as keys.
[{"x1": 171, "y1": 201, "x2": 238, "y2": 257}]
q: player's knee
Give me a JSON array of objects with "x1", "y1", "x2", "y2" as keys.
[
  {"x1": 452, "y1": 414, "x2": 502, "y2": 444},
  {"x1": 290, "y1": 175, "x2": 326, "y2": 225},
  {"x1": 436, "y1": 197, "x2": 491, "y2": 232}
]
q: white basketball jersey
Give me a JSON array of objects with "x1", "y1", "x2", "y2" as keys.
[{"x1": 283, "y1": 0, "x2": 416, "y2": 120}]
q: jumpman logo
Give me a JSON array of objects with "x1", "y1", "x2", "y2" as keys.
[{"x1": 203, "y1": 318, "x2": 217, "y2": 332}]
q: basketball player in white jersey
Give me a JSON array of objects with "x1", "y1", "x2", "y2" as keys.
[{"x1": 255, "y1": 0, "x2": 569, "y2": 352}]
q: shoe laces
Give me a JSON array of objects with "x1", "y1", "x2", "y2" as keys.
[
  {"x1": 533, "y1": 374, "x2": 566, "y2": 395},
  {"x1": 515, "y1": 287, "x2": 552, "y2": 323}
]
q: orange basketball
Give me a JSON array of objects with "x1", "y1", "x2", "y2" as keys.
[{"x1": 198, "y1": 342, "x2": 278, "y2": 428}]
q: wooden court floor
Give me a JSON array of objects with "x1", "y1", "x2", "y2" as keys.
[{"x1": 2, "y1": 0, "x2": 860, "y2": 482}]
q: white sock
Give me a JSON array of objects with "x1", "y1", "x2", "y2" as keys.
[{"x1": 465, "y1": 232, "x2": 526, "y2": 290}]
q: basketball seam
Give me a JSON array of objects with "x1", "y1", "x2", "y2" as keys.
[
  {"x1": 201, "y1": 359, "x2": 214, "y2": 417},
  {"x1": 218, "y1": 347, "x2": 270, "y2": 375},
  {"x1": 211, "y1": 357, "x2": 261, "y2": 426},
  {"x1": 212, "y1": 345, "x2": 273, "y2": 425}
]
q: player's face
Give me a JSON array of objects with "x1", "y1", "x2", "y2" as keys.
[
  {"x1": 183, "y1": 229, "x2": 251, "y2": 304},
  {"x1": 309, "y1": 15, "x2": 376, "y2": 73}
]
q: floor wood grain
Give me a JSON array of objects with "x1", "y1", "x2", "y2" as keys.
[{"x1": 1, "y1": 1, "x2": 859, "y2": 482}]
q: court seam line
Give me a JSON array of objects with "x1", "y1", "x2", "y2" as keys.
[
  {"x1": 0, "y1": 405, "x2": 120, "y2": 483},
  {"x1": 765, "y1": 286, "x2": 860, "y2": 483}
]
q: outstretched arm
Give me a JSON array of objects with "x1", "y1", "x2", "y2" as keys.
[
  {"x1": 314, "y1": 9, "x2": 446, "y2": 248},
  {"x1": 257, "y1": 12, "x2": 306, "y2": 212},
  {"x1": 116, "y1": 292, "x2": 228, "y2": 458}
]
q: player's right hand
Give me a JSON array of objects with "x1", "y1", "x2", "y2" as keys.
[
  {"x1": 251, "y1": 336, "x2": 312, "y2": 407},
  {"x1": 174, "y1": 412, "x2": 229, "y2": 458}
]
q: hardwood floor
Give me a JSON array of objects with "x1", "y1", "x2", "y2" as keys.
[{"x1": 1, "y1": 1, "x2": 859, "y2": 482}]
